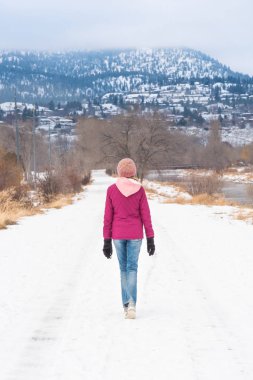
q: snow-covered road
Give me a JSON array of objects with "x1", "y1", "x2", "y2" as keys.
[{"x1": 0, "y1": 170, "x2": 253, "y2": 380}]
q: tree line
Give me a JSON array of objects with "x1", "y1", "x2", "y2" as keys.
[{"x1": 0, "y1": 112, "x2": 253, "y2": 195}]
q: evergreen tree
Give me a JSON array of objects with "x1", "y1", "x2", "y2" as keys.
[
  {"x1": 48, "y1": 100, "x2": 55, "y2": 111},
  {"x1": 214, "y1": 86, "x2": 221, "y2": 102},
  {"x1": 22, "y1": 106, "x2": 33, "y2": 121}
]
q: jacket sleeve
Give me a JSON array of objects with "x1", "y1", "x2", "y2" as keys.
[
  {"x1": 139, "y1": 187, "x2": 154, "y2": 238},
  {"x1": 103, "y1": 188, "x2": 114, "y2": 239}
]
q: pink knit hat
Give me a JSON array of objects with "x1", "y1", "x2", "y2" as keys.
[{"x1": 117, "y1": 158, "x2": 137, "y2": 178}]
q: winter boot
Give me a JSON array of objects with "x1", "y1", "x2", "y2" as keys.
[{"x1": 126, "y1": 301, "x2": 136, "y2": 319}]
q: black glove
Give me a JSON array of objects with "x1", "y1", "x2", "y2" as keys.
[
  {"x1": 147, "y1": 237, "x2": 155, "y2": 256},
  {"x1": 103, "y1": 239, "x2": 112, "y2": 259}
]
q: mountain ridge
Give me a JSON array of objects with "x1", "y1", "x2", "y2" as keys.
[{"x1": 0, "y1": 48, "x2": 252, "y2": 103}]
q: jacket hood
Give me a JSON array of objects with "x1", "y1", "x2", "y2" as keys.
[{"x1": 116, "y1": 177, "x2": 141, "y2": 197}]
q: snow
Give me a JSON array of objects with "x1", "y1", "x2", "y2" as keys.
[
  {"x1": 0, "y1": 170, "x2": 253, "y2": 379},
  {"x1": 0, "y1": 102, "x2": 48, "y2": 112},
  {"x1": 222, "y1": 171, "x2": 253, "y2": 184},
  {"x1": 182, "y1": 125, "x2": 253, "y2": 147},
  {"x1": 143, "y1": 178, "x2": 192, "y2": 200}
]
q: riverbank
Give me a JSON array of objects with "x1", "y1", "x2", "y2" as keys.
[
  {"x1": 147, "y1": 166, "x2": 253, "y2": 183},
  {"x1": 146, "y1": 167, "x2": 253, "y2": 206},
  {"x1": 143, "y1": 178, "x2": 253, "y2": 225}
]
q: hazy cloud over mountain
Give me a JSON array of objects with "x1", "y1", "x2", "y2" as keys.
[{"x1": 0, "y1": 0, "x2": 252, "y2": 75}]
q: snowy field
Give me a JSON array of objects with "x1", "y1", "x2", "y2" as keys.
[{"x1": 0, "y1": 170, "x2": 253, "y2": 380}]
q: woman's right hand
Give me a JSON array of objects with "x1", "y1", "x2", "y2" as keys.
[{"x1": 147, "y1": 237, "x2": 155, "y2": 256}]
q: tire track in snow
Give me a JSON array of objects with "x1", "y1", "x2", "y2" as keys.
[
  {"x1": 153, "y1": 212, "x2": 249, "y2": 380},
  {"x1": 6, "y1": 185, "x2": 105, "y2": 380}
]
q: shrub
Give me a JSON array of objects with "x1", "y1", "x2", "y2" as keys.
[
  {"x1": 186, "y1": 174, "x2": 222, "y2": 196},
  {"x1": 0, "y1": 186, "x2": 33, "y2": 212},
  {"x1": 37, "y1": 171, "x2": 63, "y2": 202},
  {"x1": 0, "y1": 187, "x2": 36, "y2": 229},
  {"x1": 65, "y1": 170, "x2": 83, "y2": 192},
  {"x1": 81, "y1": 171, "x2": 91, "y2": 186},
  {"x1": 38, "y1": 168, "x2": 88, "y2": 202},
  {"x1": 105, "y1": 168, "x2": 113, "y2": 176},
  {"x1": 0, "y1": 150, "x2": 23, "y2": 190},
  {"x1": 10, "y1": 185, "x2": 34, "y2": 209}
]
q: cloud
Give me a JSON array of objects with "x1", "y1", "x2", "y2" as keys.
[{"x1": 0, "y1": 0, "x2": 252, "y2": 74}]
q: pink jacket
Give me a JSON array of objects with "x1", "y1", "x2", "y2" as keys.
[{"x1": 103, "y1": 177, "x2": 154, "y2": 240}]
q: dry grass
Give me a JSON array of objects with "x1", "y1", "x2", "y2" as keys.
[
  {"x1": 234, "y1": 209, "x2": 253, "y2": 224},
  {"x1": 0, "y1": 171, "x2": 92, "y2": 229},
  {"x1": 145, "y1": 182, "x2": 236, "y2": 207},
  {"x1": 145, "y1": 180, "x2": 231, "y2": 206},
  {"x1": 0, "y1": 189, "x2": 74, "y2": 230},
  {"x1": 0, "y1": 188, "x2": 34, "y2": 229},
  {"x1": 0, "y1": 203, "x2": 39, "y2": 230},
  {"x1": 162, "y1": 193, "x2": 236, "y2": 206},
  {"x1": 163, "y1": 196, "x2": 189, "y2": 205},
  {"x1": 223, "y1": 167, "x2": 238, "y2": 174},
  {"x1": 145, "y1": 187, "x2": 160, "y2": 195},
  {"x1": 190, "y1": 194, "x2": 236, "y2": 206},
  {"x1": 146, "y1": 178, "x2": 253, "y2": 225},
  {"x1": 44, "y1": 194, "x2": 73, "y2": 209}
]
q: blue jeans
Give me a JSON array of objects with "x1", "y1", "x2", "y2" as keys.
[{"x1": 113, "y1": 239, "x2": 142, "y2": 307}]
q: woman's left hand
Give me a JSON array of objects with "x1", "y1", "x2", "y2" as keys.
[{"x1": 103, "y1": 239, "x2": 113, "y2": 259}]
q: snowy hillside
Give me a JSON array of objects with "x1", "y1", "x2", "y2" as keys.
[
  {"x1": 0, "y1": 170, "x2": 253, "y2": 379},
  {"x1": 0, "y1": 48, "x2": 251, "y2": 102}
]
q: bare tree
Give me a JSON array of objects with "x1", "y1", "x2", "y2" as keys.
[
  {"x1": 101, "y1": 113, "x2": 169, "y2": 180},
  {"x1": 202, "y1": 120, "x2": 234, "y2": 171},
  {"x1": 101, "y1": 114, "x2": 138, "y2": 165},
  {"x1": 100, "y1": 112, "x2": 204, "y2": 180},
  {"x1": 133, "y1": 114, "x2": 169, "y2": 181}
]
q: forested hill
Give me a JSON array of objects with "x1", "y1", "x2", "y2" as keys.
[{"x1": 0, "y1": 48, "x2": 252, "y2": 102}]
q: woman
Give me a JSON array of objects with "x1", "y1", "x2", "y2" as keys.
[{"x1": 103, "y1": 158, "x2": 155, "y2": 319}]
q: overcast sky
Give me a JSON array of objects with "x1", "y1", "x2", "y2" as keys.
[{"x1": 1, "y1": 0, "x2": 252, "y2": 75}]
